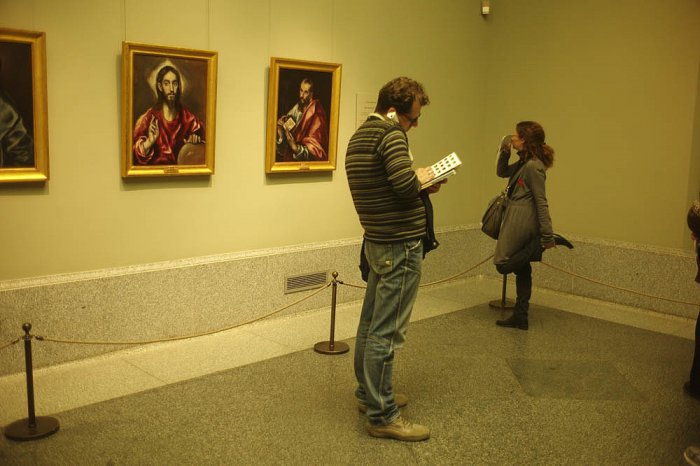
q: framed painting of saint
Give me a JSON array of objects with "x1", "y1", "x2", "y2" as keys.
[
  {"x1": 121, "y1": 42, "x2": 217, "y2": 178},
  {"x1": 265, "y1": 57, "x2": 341, "y2": 173}
]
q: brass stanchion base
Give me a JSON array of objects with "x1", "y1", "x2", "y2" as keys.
[
  {"x1": 4, "y1": 416, "x2": 59, "y2": 441},
  {"x1": 314, "y1": 341, "x2": 349, "y2": 355},
  {"x1": 488, "y1": 298, "x2": 516, "y2": 310}
]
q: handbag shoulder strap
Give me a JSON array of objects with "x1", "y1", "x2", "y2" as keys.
[{"x1": 506, "y1": 161, "x2": 526, "y2": 197}]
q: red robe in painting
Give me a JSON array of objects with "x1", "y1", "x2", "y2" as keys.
[
  {"x1": 132, "y1": 107, "x2": 205, "y2": 165},
  {"x1": 281, "y1": 99, "x2": 329, "y2": 162}
]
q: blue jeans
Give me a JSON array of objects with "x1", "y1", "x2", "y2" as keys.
[{"x1": 354, "y1": 238, "x2": 423, "y2": 425}]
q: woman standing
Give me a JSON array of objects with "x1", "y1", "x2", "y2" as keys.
[{"x1": 493, "y1": 121, "x2": 571, "y2": 330}]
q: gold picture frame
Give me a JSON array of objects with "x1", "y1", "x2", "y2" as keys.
[
  {"x1": 265, "y1": 57, "x2": 341, "y2": 173},
  {"x1": 0, "y1": 28, "x2": 49, "y2": 183},
  {"x1": 121, "y1": 42, "x2": 217, "y2": 178}
]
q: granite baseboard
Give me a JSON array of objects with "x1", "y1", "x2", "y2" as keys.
[
  {"x1": 479, "y1": 232, "x2": 699, "y2": 320},
  {"x1": 0, "y1": 227, "x2": 696, "y2": 376}
]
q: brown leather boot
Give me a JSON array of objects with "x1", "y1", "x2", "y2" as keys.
[{"x1": 366, "y1": 415, "x2": 430, "y2": 441}]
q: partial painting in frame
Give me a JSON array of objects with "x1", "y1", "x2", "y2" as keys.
[
  {"x1": 265, "y1": 57, "x2": 341, "y2": 173},
  {"x1": 0, "y1": 28, "x2": 49, "y2": 183},
  {"x1": 121, "y1": 42, "x2": 217, "y2": 178}
]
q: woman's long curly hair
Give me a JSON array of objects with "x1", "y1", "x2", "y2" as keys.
[{"x1": 516, "y1": 121, "x2": 554, "y2": 169}]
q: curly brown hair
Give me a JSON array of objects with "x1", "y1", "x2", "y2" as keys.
[
  {"x1": 516, "y1": 121, "x2": 554, "y2": 168},
  {"x1": 375, "y1": 77, "x2": 430, "y2": 114}
]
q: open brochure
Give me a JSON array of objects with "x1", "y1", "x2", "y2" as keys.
[{"x1": 421, "y1": 152, "x2": 462, "y2": 189}]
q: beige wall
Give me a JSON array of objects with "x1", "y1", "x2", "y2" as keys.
[
  {"x1": 480, "y1": 0, "x2": 700, "y2": 250},
  {"x1": 0, "y1": 0, "x2": 698, "y2": 282}
]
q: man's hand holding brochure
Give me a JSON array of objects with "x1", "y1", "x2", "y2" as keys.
[{"x1": 420, "y1": 152, "x2": 462, "y2": 190}]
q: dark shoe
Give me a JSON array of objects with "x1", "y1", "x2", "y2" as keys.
[
  {"x1": 366, "y1": 415, "x2": 430, "y2": 441},
  {"x1": 684, "y1": 382, "x2": 700, "y2": 401},
  {"x1": 496, "y1": 313, "x2": 528, "y2": 330},
  {"x1": 358, "y1": 393, "x2": 408, "y2": 413},
  {"x1": 553, "y1": 233, "x2": 574, "y2": 249}
]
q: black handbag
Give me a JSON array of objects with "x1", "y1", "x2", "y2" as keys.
[
  {"x1": 481, "y1": 164, "x2": 525, "y2": 240},
  {"x1": 480, "y1": 190, "x2": 508, "y2": 239}
]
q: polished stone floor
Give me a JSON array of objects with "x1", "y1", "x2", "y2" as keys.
[{"x1": 0, "y1": 277, "x2": 698, "y2": 465}]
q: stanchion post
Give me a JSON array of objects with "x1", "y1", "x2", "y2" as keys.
[
  {"x1": 314, "y1": 272, "x2": 349, "y2": 355},
  {"x1": 4, "y1": 323, "x2": 60, "y2": 441},
  {"x1": 489, "y1": 274, "x2": 516, "y2": 310}
]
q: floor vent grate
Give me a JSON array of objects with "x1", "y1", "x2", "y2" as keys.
[{"x1": 285, "y1": 271, "x2": 329, "y2": 294}]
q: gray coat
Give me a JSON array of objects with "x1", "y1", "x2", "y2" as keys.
[{"x1": 493, "y1": 150, "x2": 553, "y2": 265}]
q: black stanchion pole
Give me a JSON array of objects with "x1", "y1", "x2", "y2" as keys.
[
  {"x1": 489, "y1": 274, "x2": 515, "y2": 310},
  {"x1": 314, "y1": 272, "x2": 349, "y2": 355},
  {"x1": 4, "y1": 323, "x2": 60, "y2": 441}
]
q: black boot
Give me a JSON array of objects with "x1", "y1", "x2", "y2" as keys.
[
  {"x1": 496, "y1": 312, "x2": 528, "y2": 330},
  {"x1": 496, "y1": 264, "x2": 532, "y2": 331},
  {"x1": 553, "y1": 233, "x2": 574, "y2": 249}
]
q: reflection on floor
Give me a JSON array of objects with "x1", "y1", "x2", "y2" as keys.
[{"x1": 0, "y1": 276, "x2": 697, "y2": 464}]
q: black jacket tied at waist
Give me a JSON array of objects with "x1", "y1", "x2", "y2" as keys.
[{"x1": 359, "y1": 191, "x2": 439, "y2": 282}]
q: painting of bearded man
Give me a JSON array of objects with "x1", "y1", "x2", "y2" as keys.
[
  {"x1": 132, "y1": 64, "x2": 205, "y2": 165},
  {"x1": 265, "y1": 57, "x2": 341, "y2": 174},
  {"x1": 121, "y1": 43, "x2": 217, "y2": 178}
]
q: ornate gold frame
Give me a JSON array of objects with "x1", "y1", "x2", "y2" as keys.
[
  {"x1": 265, "y1": 57, "x2": 341, "y2": 173},
  {"x1": 0, "y1": 28, "x2": 49, "y2": 183},
  {"x1": 121, "y1": 42, "x2": 217, "y2": 178}
]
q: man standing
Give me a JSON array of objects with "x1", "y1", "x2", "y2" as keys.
[
  {"x1": 346, "y1": 77, "x2": 442, "y2": 441},
  {"x1": 132, "y1": 65, "x2": 205, "y2": 165},
  {"x1": 276, "y1": 78, "x2": 328, "y2": 162}
]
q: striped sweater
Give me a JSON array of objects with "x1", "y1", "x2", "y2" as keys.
[{"x1": 345, "y1": 116, "x2": 426, "y2": 243}]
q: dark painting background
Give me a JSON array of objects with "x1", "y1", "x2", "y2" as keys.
[
  {"x1": 131, "y1": 54, "x2": 208, "y2": 128},
  {"x1": 0, "y1": 41, "x2": 34, "y2": 135},
  {"x1": 276, "y1": 67, "x2": 333, "y2": 121}
]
